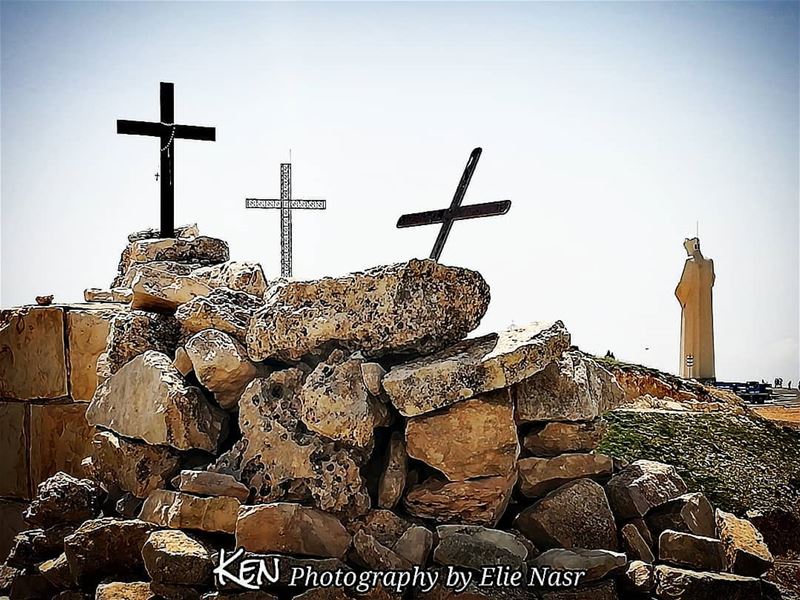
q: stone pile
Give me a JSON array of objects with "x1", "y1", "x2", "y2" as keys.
[{"x1": 0, "y1": 226, "x2": 783, "y2": 600}]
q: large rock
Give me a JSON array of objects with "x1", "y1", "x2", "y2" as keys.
[
  {"x1": 66, "y1": 308, "x2": 118, "y2": 401},
  {"x1": 185, "y1": 329, "x2": 263, "y2": 410},
  {"x1": 404, "y1": 472, "x2": 516, "y2": 526},
  {"x1": 39, "y1": 552, "x2": 74, "y2": 589},
  {"x1": 384, "y1": 321, "x2": 570, "y2": 417},
  {"x1": 7, "y1": 523, "x2": 74, "y2": 568},
  {"x1": 87, "y1": 351, "x2": 228, "y2": 452},
  {"x1": 394, "y1": 525, "x2": 434, "y2": 566},
  {"x1": 517, "y1": 453, "x2": 613, "y2": 498},
  {"x1": 176, "y1": 288, "x2": 264, "y2": 344},
  {"x1": 300, "y1": 352, "x2": 389, "y2": 449},
  {"x1": 522, "y1": 420, "x2": 607, "y2": 456},
  {"x1": 29, "y1": 402, "x2": 95, "y2": 488},
  {"x1": 247, "y1": 259, "x2": 490, "y2": 361},
  {"x1": 406, "y1": 392, "x2": 518, "y2": 481},
  {"x1": 142, "y1": 529, "x2": 213, "y2": 586},
  {"x1": 62, "y1": 518, "x2": 155, "y2": 585},
  {"x1": 605, "y1": 460, "x2": 687, "y2": 520},
  {"x1": 513, "y1": 479, "x2": 618, "y2": 551},
  {"x1": 646, "y1": 492, "x2": 716, "y2": 538},
  {"x1": 235, "y1": 503, "x2": 351, "y2": 558},
  {"x1": 620, "y1": 522, "x2": 654, "y2": 563},
  {"x1": 0, "y1": 306, "x2": 67, "y2": 400},
  {"x1": 514, "y1": 351, "x2": 624, "y2": 423},
  {"x1": 95, "y1": 581, "x2": 156, "y2": 600},
  {"x1": 715, "y1": 509, "x2": 773, "y2": 577},
  {"x1": 0, "y1": 402, "x2": 29, "y2": 499},
  {"x1": 378, "y1": 432, "x2": 408, "y2": 509},
  {"x1": 84, "y1": 430, "x2": 180, "y2": 498},
  {"x1": 531, "y1": 548, "x2": 626, "y2": 582},
  {"x1": 432, "y1": 525, "x2": 528, "y2": 570},
  {"x1": 658, "y1": 530, "x2": 725, "y2": 571},
  {"x1": 653, "y1": 565, "x2": 763, "y2": 600},
  {"x1": 619, "y1": 560, "x2": 654, "y2": 595},
  {"x1": 192, "y1": 261, "x2": 268, "y2": 297},
  {"x1": 24, "y1": 472, "x2": 104, "y2": 528},
  {"x1": 173, "y1": 470, "x2": 250, "y2": 502},
  {"x1": 138, "y1": 489, "x2": 240, "y2": 533},
  {"x1": 129, "y1": 262, "x2": 213, "y2": 312},
  {"x1": 100, "y1": 310, "x2": 181, "y2": 377}
]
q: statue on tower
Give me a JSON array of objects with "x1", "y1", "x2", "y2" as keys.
[{"x1": 675, "y1": 237, "x2": 716, "y2": 380}]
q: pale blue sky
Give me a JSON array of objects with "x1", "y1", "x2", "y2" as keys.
[{"x1": 1, "y1": 1, "x2": 798, "y2": 382}]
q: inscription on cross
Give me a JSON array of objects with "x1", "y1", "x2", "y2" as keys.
[
  {"x1": 397, "y1": 147, "x2": 511, "y2": 261},
  {"x1": 117, "y1": 82, "x2": 216, "y2": 238},
  {"x1": 245, "y1": 163, "x2": 326, "y2": 278}
]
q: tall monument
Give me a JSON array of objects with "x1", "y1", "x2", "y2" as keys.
[{"x1": 675, "y1": 237, "x2": 716, "y2": 380}]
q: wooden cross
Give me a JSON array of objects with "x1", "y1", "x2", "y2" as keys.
[
  {"x1": 397, "y1": 147, "x2": 511, "y2": 261},
  {"x1": 117, "y1": 82, "x2": 216, "y2": 238},
  {"x1": 245, "y1": 163, "x2": 326, "y2": 278}
]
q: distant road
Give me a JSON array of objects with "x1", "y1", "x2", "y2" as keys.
[{"x1": 768, "y1": 387, "x2": 800, "y2": 407}]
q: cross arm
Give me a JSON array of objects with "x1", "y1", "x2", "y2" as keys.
[
  {"x1": 397, "y1": 200, "x2": 511, "y2": 228},
  {"x1": 117, "y1": 119, "x2": 161, "y2": 137},
  {"x1": 175, "y1": 124, "x2": 216, "y2": 141},
  {"x1": 246, "y1": 199, "x2": 326, "y2": 209}
]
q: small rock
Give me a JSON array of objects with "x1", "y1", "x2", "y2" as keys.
[
  {"x1": 715, "y1": 509, "x2": 773, "y2": 577},
  {"x1": 653, "y1": 564, "x2": 763, "y2": 600},
  {"x1": 6, "y1": 524, "x2": 74, "y2": 568},
  {"x1": 138, "y1": 489, "x2": 240, "y2": 534},
  {"x1": 24, "y1": 472, "x2": 104, "y2": 527},
  {"x1": 35, "y1": 295, "x2": 54, "y2": 306},
  {"x1": 605, "y1": 460, "x2": 687, "y2": 520},
  {"x1": 620, "y1": 523, "x2": 655, "y2": 563},
  {"x1": 522, "y1": 420, "x2": 607, "y2": 456},
  {"x1": 174, "y1": 470, "x2": 250, "y2": 502},
  {"x1": 352, "y1": 529, "x2": 411, "y2": 570},
  {"x1": 95, "y1": 581, "x2": 155, "y2": 600},
  {"x1": 433, "y1": 525, "x2": 529, "y2": 570},
  {"x1": 173, "y1": 347, "x2": 194, "y2": 376},
  {"x1": 193, "y1": 261, "x2": 268, "y2": 297},
  {"x1": 517, "y1": 453, "x2": 613, "y2": 498},
  {"x1": 142, "y1": 529, "x2": 213, "y2": 586},
  {"x1": 115, "y1": 493, "x2": 144, "y2": 519},
  {"x1": 361, "y1": 362, "x2": 386, "y2": 396},
  {"x1": 646, "y1": 492, "x2": 716, "y2": 538},
  {"x1": 619, "y1": 560, "x2": 654, "y2": 595},
  {"x1": 393, "y1": 525, "x2": 434, "y2": 566},
  {"x1": 658, "y1": 529, "x2": 726, "y2": 571},
  {"x1": 235, "y1": 503, "x2": 351, "y2": 558},
  {"x1": 378, "y1": 432, "x2": 408, "y2": 509},
  {"x1": 531, "y1": 548, "x2": 626, "y2": 582},
  {"x1": 7, "y1": 571, "x2": 56, "y2": 599},
  {"x1": 176, "y1": 287, "x2": 264, "y2": 344},
  {"x1": 39, "y1": 552, "x2": 74, "y2": 589},
  {"x1": 129, "y1": 262, "x2": 213, "y2": 313}
]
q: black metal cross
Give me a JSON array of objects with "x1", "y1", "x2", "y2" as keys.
[
  {"x1": 117, "y1": 82, "x2": 216, "y2": 238},
  {"x1": 245, "y1": 163, "x2": 326, "y2": 278},
  {"x1": 397, "y1": 147, "x2": 511, "y2": 261}
]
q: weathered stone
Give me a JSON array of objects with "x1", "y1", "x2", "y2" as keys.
[
  {"x1": 247, "y1": 260, "x2": 490, "y2": 361},
  {"x1": 394, "y1": 526, "x2": 434, "y2": 566},
  {"x1": 174, "y1": 470, "x2": 250, "y2": 502},
  {"x1": 361, "y1": 362, "x2": 386, "y2": 396},
  {"x1": 176, "y1": 288, "x2": 263, "y2": 344},
  {"x1": 378, "y1": 432, "x2": 408, "y2": 509},
  {"x1": 619, "y1": 560, "x2": 654, "y2": 595},
  {"x1": 384, "y1": 321, "x2": 570, "y2": 417},
  {"x1": 620, "y1": 523, "x2": 654, "y2": 563},
  {"x1": 0, "y1": 500, "x2": 27, "y2": 561},
  {"x1": 63, "y1": 518, "x2": 155, "y2": 585},
  {"x1": 84, "y1": 287, "x2": 116, "y2": 302},
  {"x1": 116, "y1": 493, "x2": 144, "y2": 519},
  {"x1": 406, "y1": 393, "x2": 518, "y2": 481},
  {"x1": 0, "y1": 402, "x2": 29, "y2": 499},
  {"x1": 0, "y1": 306, "x2": 67, "y2": 400},
  {"x1": 53, "y1": 592, "x2": 90, "y2": 600},
  {"x1": 522, "y1": 420, "x2": 607, "y2": 456},
  {"x1": 100, "y1": 310, "x2": 181, "y2": 377},
  {"x1": 653, "y1": 565, "x2": 763, "y2": 600},
  {"x1": 39, "y1": 552, "x2": 74, "y2": 589},
  {"x1": 658, "y1": 530, "x2": 725, "y2": 571},
  {"x1": 139, "y1": 489, "x2": 239, "y2": 533},
  {"x1": 514, "y1": 479, "x2": 618, "y2": 551},
  {"x1": 301, "y1": 354, "x2": 388, "y2": 449},
  {"x1": 605, "y1": 460, "x2": 687, "y2": 520},
  {"x1": 352, "y1": 529, "x2": 411, "y2": 570},
  {"x1": 627, "y1": 517, "x2": 654, "y2": 548},
  {"x1": 193, "y1": 261, "x2": 268, "y2": 297},
  {"x1": 186, "y1": 329, "x2": 262, "y2": 410},
  {"x1": 7, "y1": 523, "x2": 73, "y2": 568},
  {"x1": 514, "y1": 351, "x2": 624, "y2": 423},
  {"x1": 66, "y1": 308, "x2": 118, "y2": 401},
  {"x1": 142, "y1": 529, "x2": 213, "y2": 586},
  {"x1": 84, "y1": 430, "x2": 180, "y2": 498},
  {"x1": 646, "y1": 492, "x2": 716, "y2": 538},
  {"x1": 532, "y1": 548, "x2": 626, "y2": 582},
  {"x1": 715, "y1": 509, "x2": 773, "y2": 577},
  {"x1": 95, "y1": 581, "x2": 155, "y2": 600},
  {"x1": 350, "y1": 509, "x2": 411, "y2": 547},
  {"x1": 433, "y1": 525, "x2": 528, "y2": 570},
  {"x1": 235, "y1": 503, "x2": 351, "y2": 558},
  {"x1": 404, "y1": 472, "x2": 516, "y2": 526},
  {"x1": 128, "y1": 223, "x2": 200, "y2": 243},
  {"x1": 517, "y1": 453, "x2": 613, "y2": 498},
  {"x1": 24, "y1": 472, "x2": 104, "y2": 528},
  {"x1": 7, "y1": 571, "x2": 56, "y2": 599},
  {"x1": 87, "y1": 351, "x2": 228, "y2": 452},
  {"x1": 130, "y1": 262, "x2": 213, "y2": 312},
  {"x1": 150, "y1": 583, "x2": 204, "y2": 600},
  {"x1": 29, "y1": 402, "x2": 95, "y2": 488},
  {"x1": 173, "y1": 346, "x2": 194, "y2": 376}
]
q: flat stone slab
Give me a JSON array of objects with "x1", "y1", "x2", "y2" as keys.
[
  {"x1": 517, "y1": 453, "x2": 613, "y2": 498},
  {"x1": 433, "y1": 524, "x2": 529, "y2": 570},
  {"x1": 139, "y1": 489, "x2": 240, "y2": 534},
  {"x1": 606, "y1": 459, "x2": 687, "y2": 520},
  {"x1": 653, "y1": 565, "x2": 763, "y2": 600}
]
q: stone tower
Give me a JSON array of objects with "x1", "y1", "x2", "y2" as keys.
[{"x1": 675, "y1": 237, "x2": 716, "y2": 380}]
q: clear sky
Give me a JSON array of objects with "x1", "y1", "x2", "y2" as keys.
[{"x1": 1, "y1": 1, "x2": 798, "y2": 382}]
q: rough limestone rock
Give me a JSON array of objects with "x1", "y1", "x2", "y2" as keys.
[
  {"x1": 352, "y1": 529, "x2": 412, "y2": 570},
  {"x1": 514, "y1": 351, "x2": 625, "y2": 423},
  {"x1": 39, "y1": 552, "x2": 74, "y2": 589},
  {"x1": 192, "y1": 261, "x2": 268, "y2": 297},
  {"x1": 66, "y1": 307, "x2": 119, "y2": 401},
  {"x1": 24, "y1": 472, "x2": 104, "y2": 527},
  {"x1": 620, "y1": 560, "x2": 655, "y2": 595},
  {"x1": 0, "y1": 306, "x2": 67, "y2": 400},
  {"x1": 139, "y1": 489, "x2": 240, "y2": 534},
  {"x1": 63, "y1": 518, "x2": 155, "y2": 585},
  {"x1": 406, "y1": 392, "x2": 518, "y2": 481},
  {"x1": 186, "y1": 329, "x2": 263, "y2": 410},
  {"x1": 605, "y1": 460, "x2": 688, "y2": 520},
  {"x1": 517, "y1": 453, "x2": 613, "y2": 498},
  {"x1": 128, "y1": 223, "x2": 199, "y2": 243},
  {"x1": 247, "y1": 259, "x2": 490, "y2": 361},
  {"x1": 84, "y1": 430, "x2": 180, "y2": 499},
  {"x1": 235, "y1": 503, "x2": 351, "y2": 558},
  {"x1": 433, "y1": 525, "x2": 529, "y2": 570},
  {"x1": 7, "y1": 523, "x2": 74, "y2": 568},
  {"x1": 532, "y1": 548, "x2": 626, "y2": 582},
  {"x1": 378, "y1": 432, "x2": 408, "y2": 509},
  {"x1": 300, "y1": 353, "x2": 389, "y2": 449},
  {"x1": 28, "y1": 401, "x2": 95, "y2": 489},
  {"x1": 715, "y1": 509, "x2": 774, "y2": 576},
  {"x1": 653, "y1": 565, "x2": 763, "y2": 600},
  {"x1": 129, "y1": 262, "x2": 214, "y2": 312},
  {"x1": 95, "y1": 581, "x2": 155, "y2": 600},
  {"x1": 173, "y1": 470, "x2": 250, "y2": 502},
  {"x1": 87, "y1": 351, "x2": 228, "y2": 452},
  {"x1": 404, "y1": 472, "x2": 517, "y2": 526},
  {"x1": 384, "y1": 321, "x2": 571, "y2": 417},
  {"x1": 658, "y1": 529, "x2": 725, "y2": 571},
  {"x1": 176, "y1": 287, "x2": 264, "y2": 344},
  {"x1": 620, "y1": 522, "x2": 655, "y2": 563},
  {"x1": 646, "y1": 492, "x2": 716, "y2": 538},
  {"x1": 394, "y1": 525, "x2": 434, "y2": 566},
  {"x1": 142, "y1": 529, "x2": 213, "y2": 586},
  {"x1": 514, "y1": 479, "x2": 618, "y2": 551},
  {"x1": 361, "y1": 362, "x2": 386, "y2": 396},
  {"x1": 522, "y1": 420, "x2": 607, "y2": 456},
  {"x1": 100, "y1": 310, "x2": 181, "y2": 377}
]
